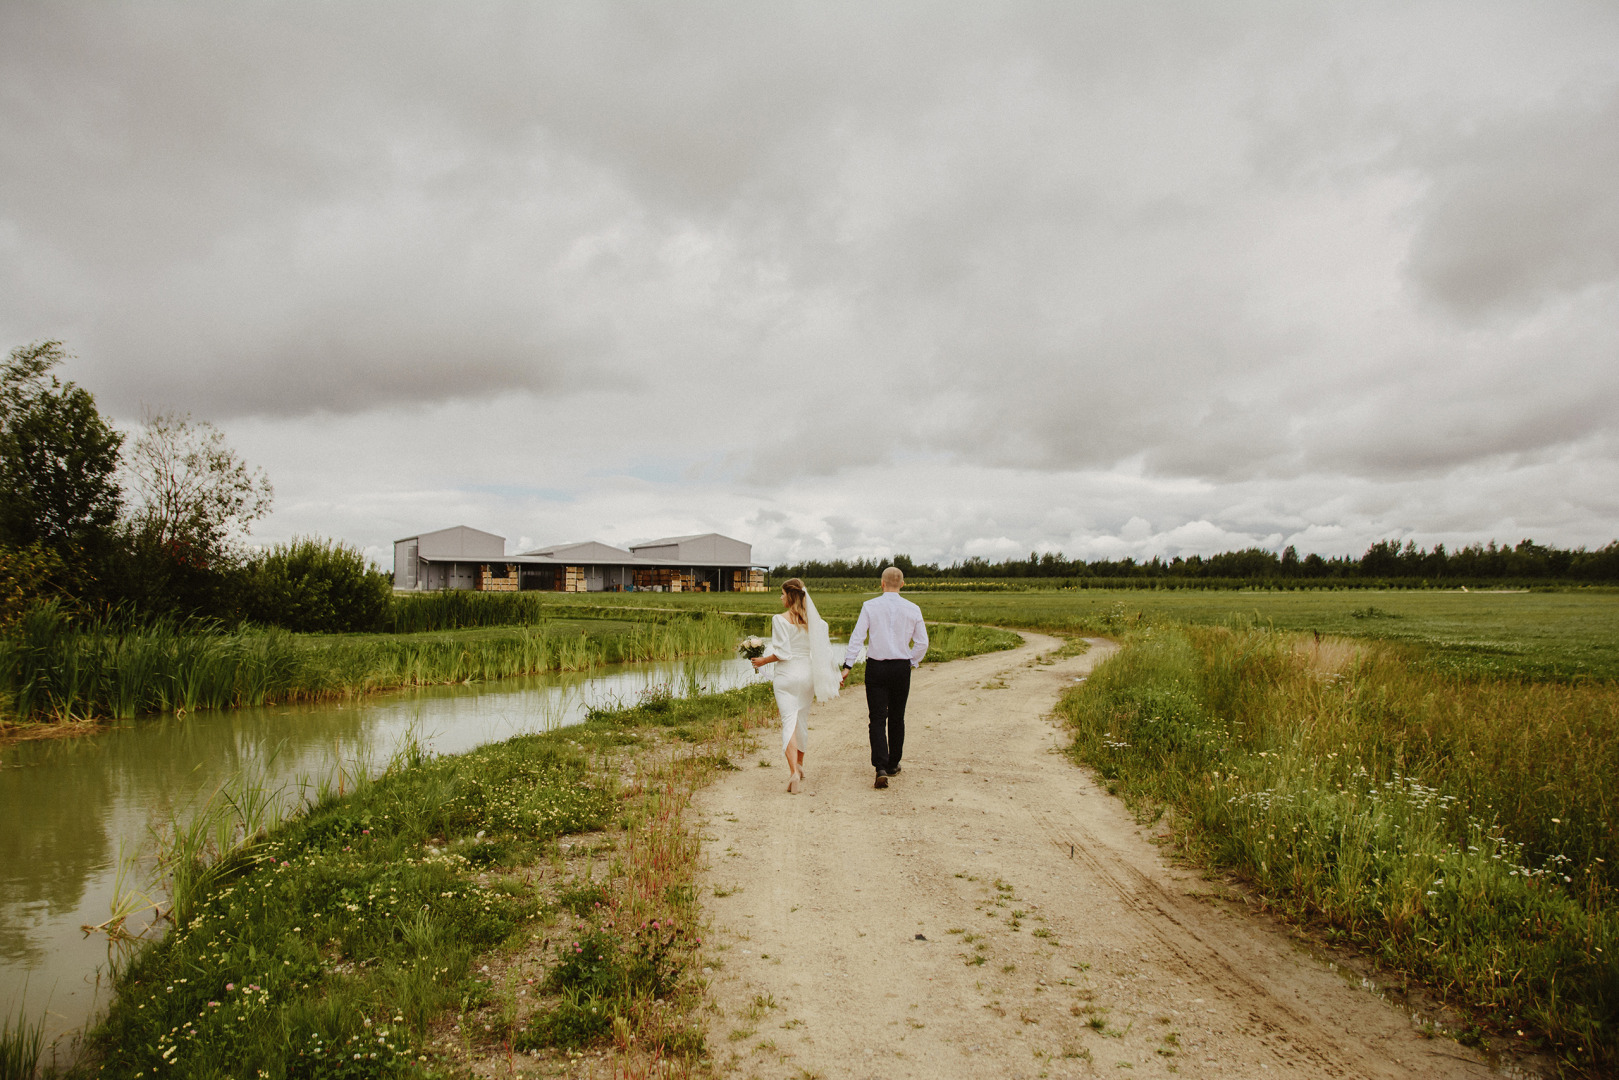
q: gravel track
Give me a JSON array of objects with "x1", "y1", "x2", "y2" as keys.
[{"x1": 693, "y1": 631, "x2": 1500, "y2": 1079}]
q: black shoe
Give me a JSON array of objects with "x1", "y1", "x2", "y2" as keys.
[
  {"x1": 884, "y1": 765, "x2": 902, "y2": 777},
  {"x1": 874, "y1": 771, "x2": 889, "y2": 789}
]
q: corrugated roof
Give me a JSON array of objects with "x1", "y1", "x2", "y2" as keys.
[
  {"x1": 519, "y1": 540, "x2": 636, "y2": 559},
  {"x1": 416, "y1": 553, "x2": 763, "y2": 568},
  {"x1": 631, "y1": 533, "x2": 709, "y2": 547},
  {"x1": 394, "y1": 525, "x2": 505, "y2": 545}
]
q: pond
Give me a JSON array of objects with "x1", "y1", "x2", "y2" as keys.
[{"x1": 0, "y1": 653, "x2": 759, "y2": 1056}]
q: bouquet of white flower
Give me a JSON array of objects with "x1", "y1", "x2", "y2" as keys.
[{"x1": 738, "y1": 635, "x2": 767, "y2": 660}]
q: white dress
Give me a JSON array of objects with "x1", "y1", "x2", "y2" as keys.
[{"x1": 767, "y1": 613, "x2": 815, "y2": 751}]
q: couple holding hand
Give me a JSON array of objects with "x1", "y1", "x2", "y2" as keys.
[{"x1": 749, "y1": 567, "x2": 929, "y2": 792}]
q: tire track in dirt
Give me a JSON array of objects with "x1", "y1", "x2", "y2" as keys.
[{"x1": 693, "y1": 632, "x2": 1504, "y2": 1079}]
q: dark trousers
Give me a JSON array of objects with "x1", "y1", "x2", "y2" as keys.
[{"x1": 864, "y1": 658, "x2": 912, "y2": 771}]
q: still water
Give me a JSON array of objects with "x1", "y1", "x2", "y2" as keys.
[{"x1": 0, "y1": 654, "x2": 759, "y2": 1052}]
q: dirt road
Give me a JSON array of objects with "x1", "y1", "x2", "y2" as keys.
[{"x1": 693, "y1": 632, "x2": 1501, "y2": 1079}]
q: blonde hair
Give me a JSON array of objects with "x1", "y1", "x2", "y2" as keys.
[{"x1": 781, "y1": 577, "x2": 808, "y2": 627}]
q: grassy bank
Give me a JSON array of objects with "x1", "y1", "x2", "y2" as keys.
[
  {"x1": 914, "y1": 622, "x2": 1022, "y2": 664},
  {"x1": 0, "y1": 604, "x2": 737, "y2": 730},
  {"x1": 81, "y1": 681, "x2": 778, "y2": 1079},
  {"x1": 1060, "y1": 625, "x2": 1619, "y2": 1070}
]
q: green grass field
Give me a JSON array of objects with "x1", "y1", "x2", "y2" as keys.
[{"x1": 545, "y1": 588, "x2": 1619, "y2": 680}]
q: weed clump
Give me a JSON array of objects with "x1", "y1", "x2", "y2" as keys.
[{"x1": 516, "y1": 914, "x2": 693, "y2": 1053}]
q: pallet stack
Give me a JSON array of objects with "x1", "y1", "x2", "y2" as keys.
[
  {"x1": 628, "y1": 568, "x2": 717, "y2": 591},
  {"x1": 633, "y1": 567, "x2": 685, "y2": 591},
  {"x1": 561, "y1": 566, "x2": 586, "y2": 592},
  {"x1": 477, "y1": 563, "x2": 519, "y2": 592},
  {"x1": 733, "y1": 569, "x2": 767, "y2": 592}
]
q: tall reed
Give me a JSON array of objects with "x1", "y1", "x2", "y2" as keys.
[
  {"x1": 0, "y1": 603, "x2": 739, "y2": 726},
  {"x1": 387, "y1": 590, "x2": 552, "y2": 633},
  {"x1": 0, "y1": 998, "x2": 45, "y2": 1080},
  {"x1": 1061, "y1": 625, "x2": 1619, "y2": 1069}
]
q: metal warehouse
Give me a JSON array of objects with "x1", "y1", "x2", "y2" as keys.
[{"x1": 392, "y1": 526, "x2": 767, "y2": 593}]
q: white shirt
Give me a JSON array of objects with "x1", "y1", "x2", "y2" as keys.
[{"x1": 843, "y1": 590, "x2": 928, "y2": 668}]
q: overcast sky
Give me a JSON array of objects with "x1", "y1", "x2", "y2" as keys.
[{"x1": 3, "y1": 2, "x2": 1616, "y2": 568}]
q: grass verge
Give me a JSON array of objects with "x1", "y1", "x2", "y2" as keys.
[
  {"x1": 1059, "y1": 625, "x2": 1618, "y2": 1072},
  {"x1": 79, "y1": 679, "x2": 778, "y2": 1079}
]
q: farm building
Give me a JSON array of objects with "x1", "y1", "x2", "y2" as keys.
[{"x1": 392, "y1": 526, "x2": 767, "y2": 593}]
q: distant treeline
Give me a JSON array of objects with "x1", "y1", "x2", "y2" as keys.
[{"x1": 772, "y1": 539, "x2": 1619, "y2": 586}]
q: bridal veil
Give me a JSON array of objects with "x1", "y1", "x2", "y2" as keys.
[{"x1": 801, "y1": 587, "x2": 841, "y2": 702}]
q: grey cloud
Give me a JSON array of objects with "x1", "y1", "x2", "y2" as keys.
[
  {"x1": 3, "y1": 1, "x2": 1618, "y2": 556},
  {"x1": 1406, "y1": 90, "x2": 1619, "y2": 315}
]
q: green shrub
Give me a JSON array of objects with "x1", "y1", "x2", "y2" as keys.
[
  {"x1": 244, "y1": 537, "x2": 392, "y2": 633},
  {"x1": 0, "y1": 542, "x2": 66, "y2": 629}
]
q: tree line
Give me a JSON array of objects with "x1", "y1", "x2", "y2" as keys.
[
  {"x1": 773, "y1": 538, "x2": 1619, "y2": 585},
  {"x1": 0, "y1": 341, "x2": 391, "y2": 632}
]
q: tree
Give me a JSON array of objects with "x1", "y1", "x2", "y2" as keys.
[
  {"x1": 1281, "y1": 544, "x2": 1300, "y2": 575},
  {"x1": 126, "y1": 411, "x2": 273, "y2": 568},
  {"x1": 0, "y1": 341, "x2": 125, "y2": 555}
]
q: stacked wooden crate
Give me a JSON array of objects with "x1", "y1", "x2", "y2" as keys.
[
  {"x1": 634, "y1": 567, "x2": 674, "y2": 590},
  {"x1": 477, "y1": 563, "x2": 519, "y2": 592},
  {"x1": 631, "y1": 568, "x2": 706, "y2": 592},
  {"x1": 562, "y1": 566, "x2": 586, "y2": 592},
  {"x1": 733, "y1": 568, "x2": 766, "y2": 592}
]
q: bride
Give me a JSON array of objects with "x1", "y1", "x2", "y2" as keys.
[{"x1": 750, "y1": 577, "x2": 840, "y2": 793}]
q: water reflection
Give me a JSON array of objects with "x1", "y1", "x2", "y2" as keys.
[{"x1": 0, "y1": 654, "x2": 757, "y2": 1051}]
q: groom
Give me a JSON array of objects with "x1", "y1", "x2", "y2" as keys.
[{"x1": 841, "y1": 566, "x2": 928, "y2": 789}]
